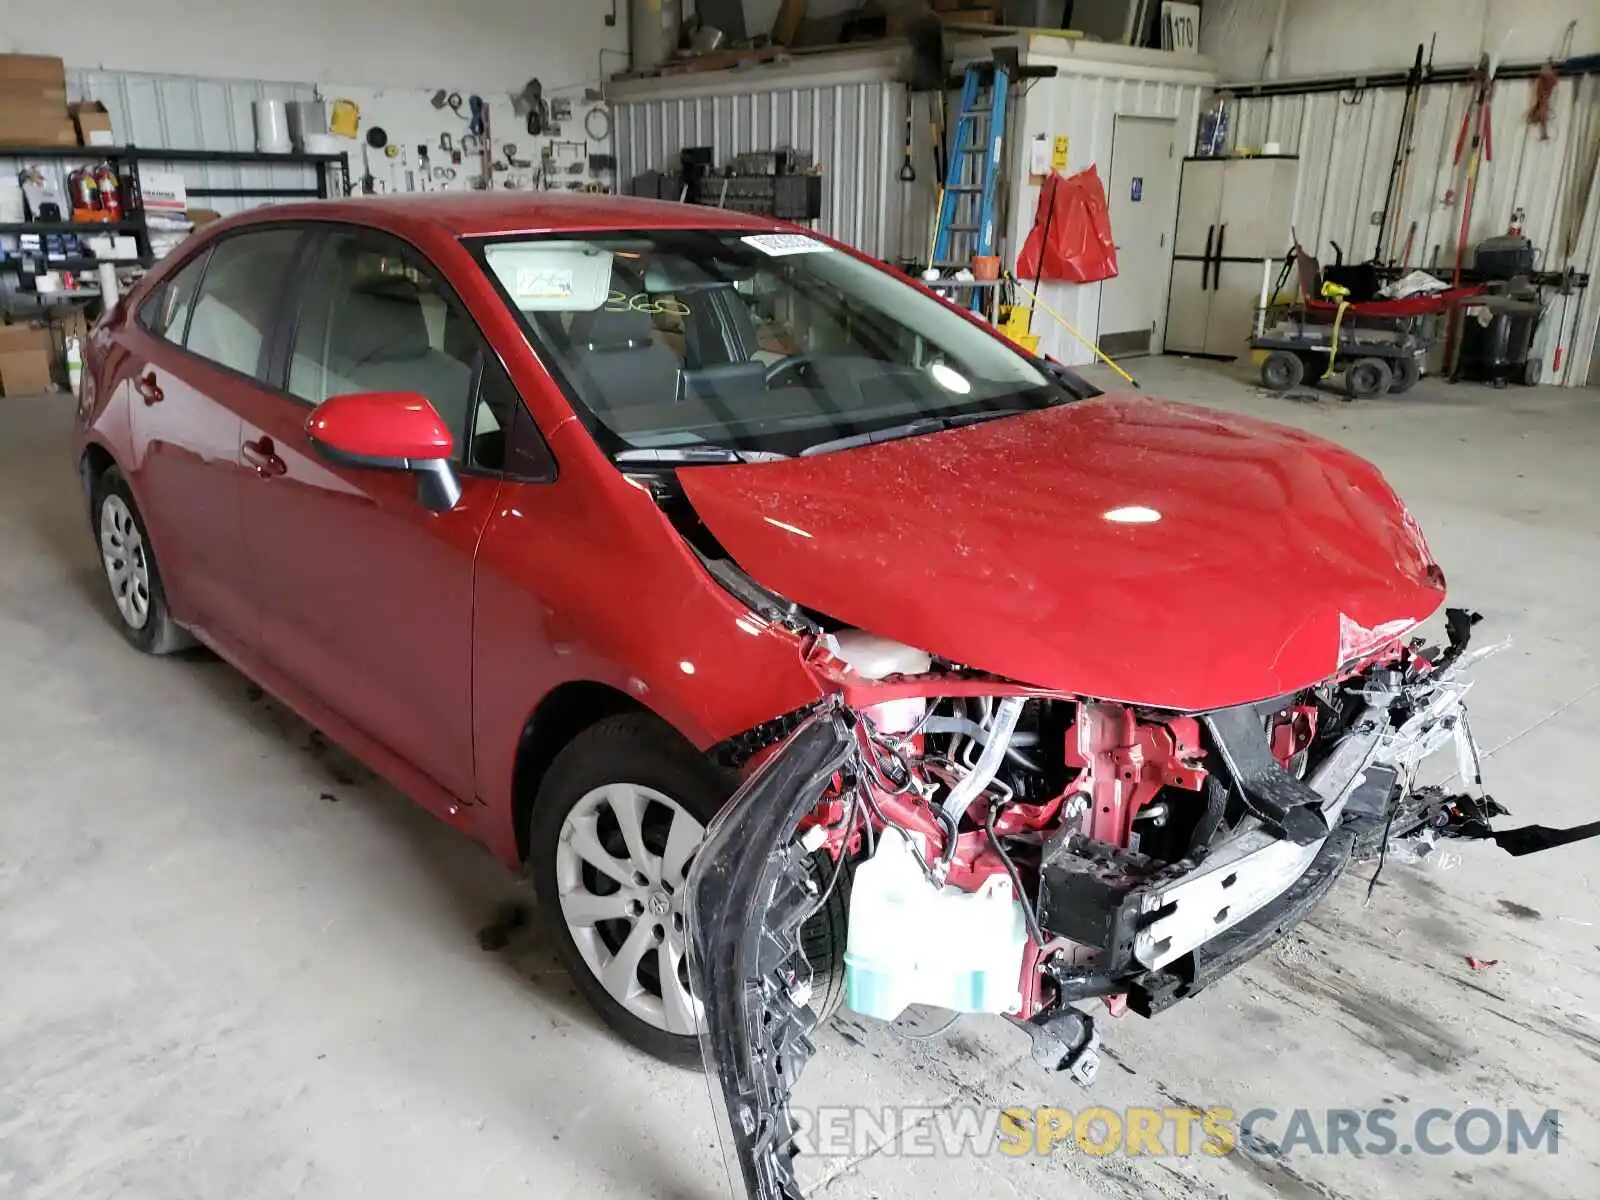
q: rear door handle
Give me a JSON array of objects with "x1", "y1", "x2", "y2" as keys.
[
  {"x1": 136, "y1": 372, "x2": 163, "y2": 405},
  {"x1": 242, "y1": 436, "x2": 287, "y2": 478}
]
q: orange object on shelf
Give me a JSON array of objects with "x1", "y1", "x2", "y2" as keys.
[{"x1": 971, "y1": 254, "x2": 1001, "y2": 281}]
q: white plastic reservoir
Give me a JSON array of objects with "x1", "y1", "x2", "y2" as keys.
[{"x1": 844, "y1": 827, "x2": 1028, "y2": 1021}]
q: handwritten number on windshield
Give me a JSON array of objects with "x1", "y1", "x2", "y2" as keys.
[{"x1": 605, "y1": 292, "x2": 690, "y2": 316}]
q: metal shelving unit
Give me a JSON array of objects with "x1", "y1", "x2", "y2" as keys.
[{"x1": 1, "y1": 143, "x2": 350, "y2": 289}]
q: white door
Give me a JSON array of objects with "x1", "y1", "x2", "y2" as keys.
[{"x1": 1098, "y1": 116, "x2": 1180, "y2": 357}]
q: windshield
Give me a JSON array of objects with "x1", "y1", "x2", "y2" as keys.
[{"x1": 473, "y1": 229, "x2": 1093, "y2": 459}]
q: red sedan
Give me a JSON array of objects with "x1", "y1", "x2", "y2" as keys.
[{"x1": 74, "y1": 195, "x2": 1511, "y2": 1116}]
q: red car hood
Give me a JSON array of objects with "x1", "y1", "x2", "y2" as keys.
[{"x1": 677, "y1": 395, "x2": 1445, "y2": 712}]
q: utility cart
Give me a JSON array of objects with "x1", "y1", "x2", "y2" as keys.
[{"x1": 1252, "y1": 246, "x2": 1483, "y2": 399}]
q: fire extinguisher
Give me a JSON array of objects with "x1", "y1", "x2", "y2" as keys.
[
  {"x1": 67, "y1": 168, "x2": 101, "y2": 213},
  {"x1": 95, "y1": 161, "x2": 123, "y2": 219}
]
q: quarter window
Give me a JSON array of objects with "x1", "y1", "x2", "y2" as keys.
[{"x1": 137, "y1": 252, "x2": 208, "y2": 343}]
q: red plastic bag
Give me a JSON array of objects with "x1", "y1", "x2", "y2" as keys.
[{"x1": 1015, "y1": 165, "x2": 1119, "y2": 284}]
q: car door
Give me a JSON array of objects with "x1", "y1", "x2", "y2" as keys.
[
  {"x1": 232, "y1": 224, "x2": 507, "y2": 806},
  {"x1": 122, "y1": 228, "x2": 306, "y2": 650}
]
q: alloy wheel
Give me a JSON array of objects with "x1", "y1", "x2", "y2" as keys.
[
  {"x1": 554, "y1": 783, "x2": 705, "y2": 1036},
  {"x1": 100, "y1": 495, "x2": 151, "y2": 631}
]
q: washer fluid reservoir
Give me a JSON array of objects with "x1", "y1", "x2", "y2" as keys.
[{"x1": 844, "y1": 827, "x2": 1028, "y2": 1021}]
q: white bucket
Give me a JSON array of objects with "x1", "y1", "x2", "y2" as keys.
[{"x1": 253, "y1": 99, "x2": 292, "y2": 154}]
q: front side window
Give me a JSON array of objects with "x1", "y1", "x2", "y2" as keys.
[
  {"x1": 184, "y1": 229, "x2": 302, "y2": 377},
  {"x1": 288, "y1": 230, "x2": 481, "y2": 463},
  {"x1": 474, "y1": 230, "x2": 1092, "y2": 460},
  {"x1": 137, "y1": 252, "x2": 208, "y2": 343}
]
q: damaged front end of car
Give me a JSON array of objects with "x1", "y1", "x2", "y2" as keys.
[{"x1": 684, "y1": 610, "x2": 1592, "y2": 1200}]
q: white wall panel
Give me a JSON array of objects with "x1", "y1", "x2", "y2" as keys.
[
  {"x1": 1, "y1": 0, "x2": 625, "y2": 92},
  {"x1": 613, "y1": 81, "x2": 906, "y2": 260},
  {"x1": 1203, "y1": 0, "x2": 1598, "y2": 85}
]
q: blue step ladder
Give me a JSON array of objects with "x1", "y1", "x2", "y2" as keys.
[{"x1": 931, "y1": 62, "x2": 1012, "y2": 310}]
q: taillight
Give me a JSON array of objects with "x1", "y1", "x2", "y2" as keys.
[{"x1": 76, "y1": 367, "x2": 97, "y2": 424}]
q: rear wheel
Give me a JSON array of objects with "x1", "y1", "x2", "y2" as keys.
[
  {"x1": 1259, "y1": 350, "x2": 1305, "y2": 391},
  {"x1": 1345, "y1": 357, "x2": 1394, "y2": 400},
  {"x1": 1390, "y1": 354, "x2": 1423, "y2": 394},
  {"x1": 529, "y1": 714, "x2": 847, "y2": 1065},
  {"x1": 91, "y1": 467, "x2": 192, "y2": 655}
]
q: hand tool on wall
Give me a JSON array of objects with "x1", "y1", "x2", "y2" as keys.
[
  {"x1": 1442, "y1": 54, "x2": 1497, "y2": 366},
  {"x1": 1376, "y1": 42, "x2": 1427, "y2": 265},
  {"x1": 898, "y1": 90, "x2": 916, "y2": 182}
]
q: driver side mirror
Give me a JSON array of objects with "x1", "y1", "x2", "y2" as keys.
[{"x1": 305, "y1": 391, "x2": 462, "y2": 513}]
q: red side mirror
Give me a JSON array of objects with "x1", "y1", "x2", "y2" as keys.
[
  {"x1": 306, "y1": 391, "x2": 454, "y2": 465},
  {"x1": 306, "y1": 391, "x2": 461, "y2": 513}
]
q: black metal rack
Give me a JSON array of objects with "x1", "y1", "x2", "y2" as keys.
[{"x1": 1, "y1": 143, "x2": 350, "y2": 286}]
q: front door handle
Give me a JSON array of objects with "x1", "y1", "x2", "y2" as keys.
[
  {"x1": 136, "y1": 372, "x2": 163, "y2": 405},
  {"x1": 242, "y1": 436, "x2": 287, "y2": 478}
]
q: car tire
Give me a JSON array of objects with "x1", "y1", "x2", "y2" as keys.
[
  {"x1": 91, "y1": 466, "x2": 193, "y2": 655},
  {"x1": 1344, "y1": 357, "x2": 1394, "y2": 400},
  {"x1": 529, "y1": 713, "x2": 848, "y2": 1066},
  {"x1": 1259, "y1": 350, "x2": 1304, "y2": 391}
]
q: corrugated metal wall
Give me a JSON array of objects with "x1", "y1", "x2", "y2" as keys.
[
  {"x1": 1011, "y1": 64, "x2": 1210, "y2": 366},
  {"x1": 612, "y1": 81, "x2": 905, "y2": 261},
  {"x1": 67, "y1": 69, "x2": 322, "y2": 215},
  {"x1": 1229, "y1": 80, "x2": 1600, "y2": 386}
]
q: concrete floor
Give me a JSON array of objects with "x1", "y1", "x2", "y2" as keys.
[{"x1": 2, "y1": 358, "x2": 1597, "y2": 1200}]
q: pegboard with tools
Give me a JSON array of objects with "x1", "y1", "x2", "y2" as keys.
[{"x1": 317, "y1": 80, "x2": 614, "y2": 195}]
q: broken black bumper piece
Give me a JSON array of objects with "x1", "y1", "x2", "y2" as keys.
[{"x1": 686, "y1": 708, "x2": 853, "y2": 1200}]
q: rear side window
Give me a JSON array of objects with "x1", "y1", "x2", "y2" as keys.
[
  {"x1": 137, "y1": 252, "x2": 208, "y2": 343},
  {"x1": 287, "y1": 229, "x2": 481, "y2": 462},
  {"x1": 184, "y1": 229, "x2": 303, "y2": 378}
]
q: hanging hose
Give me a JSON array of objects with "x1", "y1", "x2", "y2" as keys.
[
  {"x1": 1007, "y1": 275, "x2": 1139, "y2": 387},
  {"x1": 1319, "y1": 280, "x2": 1352, "y2": 380}
]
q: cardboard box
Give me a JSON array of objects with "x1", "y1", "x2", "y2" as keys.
[
  {"x1": 0, "y1": 350, "x2": 55, "y2": 395},
  {"x1": 69, "y1": 101, "x2": 115, "y2": 146},
  {"x1": 0, "y1": 324, "x2": 56, "y2": 397},
  {"x1": 142, "y1": 170, "x2": 188, "y2": 214},
  {"x1": 0, "y1": 53, "x2": 67, "y2": 90},
  {"x1": 0, "y1": 100, "x2": 77, "y2": 146},
  {"x1": 0, "y1": 54, "x2": 74, "y2": 147}
]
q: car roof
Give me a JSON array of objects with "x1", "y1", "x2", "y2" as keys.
[{"x1": 221, "y1": 192, "x2": 790, "y2": 238}]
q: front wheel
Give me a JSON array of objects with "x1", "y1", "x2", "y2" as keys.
[
  {"x1": 529, "y1": 713, "x2": 846, "y2": 1065},
  {"x1": 91, "y1": 466, "x2": 193, "y2": 655},
  {"x1": 1259, "y1": 350, "x2": 1305, "y2": 391}
]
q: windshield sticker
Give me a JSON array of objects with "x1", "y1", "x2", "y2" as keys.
[{"x1": 742, "y1": 233, "x2": 832, "y2": 257}]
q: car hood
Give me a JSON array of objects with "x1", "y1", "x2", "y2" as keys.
[{"x1": 677, "y1": 395, "x2": 1444, "y2": 711}]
